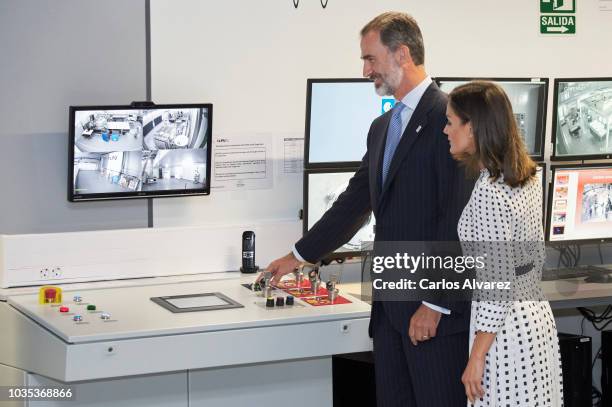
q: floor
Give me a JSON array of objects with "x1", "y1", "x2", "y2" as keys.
[
  {"x1": 76, "y1": 131, "x2": 143, "y2": 153},
  {"x1": 556, "y1": 122, "x2": 609, "y2": 156},
  {"x1": 75, "y1": 171, "x2": 130, "y2": 193}
]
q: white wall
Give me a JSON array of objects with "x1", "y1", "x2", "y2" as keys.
[
  {"x1": 150, "y1": 0, "x2": 612, "y2": 228},
  {"x1": 0, "y1": 0, "x2": 148, "y2": 234}
]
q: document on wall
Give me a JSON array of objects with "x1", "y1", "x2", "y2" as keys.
[
  {"x1": 600, "y1": 0, "x2": 612, "y2": 12},
  {"x1": 212, "y1": 134, "x2": 273, "y2": 191},
  {"x1": 281, "y1": 136, "x2": 304, "y2": 175}
]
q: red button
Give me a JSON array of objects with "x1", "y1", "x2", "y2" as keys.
[
  {"x1": 59, "y1": 306, "x2": 69, "y2": 313},
  {"x1": 45, "y1": 288, "x2": 57, "y2": 301}
]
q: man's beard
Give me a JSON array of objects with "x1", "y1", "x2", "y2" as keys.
[{"x1": 372, "y1": 64, "x2": 403, "y2": 96}]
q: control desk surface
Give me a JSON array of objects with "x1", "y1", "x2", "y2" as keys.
[{"x1": 8, "y1": 275, "x2": 371, "y2": 344}]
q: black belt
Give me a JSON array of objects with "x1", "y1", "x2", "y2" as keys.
[{"x1": 515, "y1": 262, "x2": 535, "y2": 276}]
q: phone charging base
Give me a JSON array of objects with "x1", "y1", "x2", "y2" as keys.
[{"x1": 240, "y1": 265, "x2": 260, "y2": 274}]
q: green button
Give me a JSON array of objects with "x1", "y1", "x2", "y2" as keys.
[{"x1": 87, "y1": 305, "x2": 96, "y2": 311}]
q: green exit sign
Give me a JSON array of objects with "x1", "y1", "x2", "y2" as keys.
[
  {"x1": 541, "y1": 0, "x2": 575, "y2": 13},
  {"x1": 540, "y1": 15, "x2": 576, "y2": 34},
  {"x1": 540, "y1": 0, "x2": 576, "y2": 34}
]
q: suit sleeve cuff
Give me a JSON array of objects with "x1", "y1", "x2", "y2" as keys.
[
  {"x1": 292, "y1": 245, "x2": 306, "y2": 263},
  {"x1": 422, "y1": 301, "x2": 451, "y2": 315}
]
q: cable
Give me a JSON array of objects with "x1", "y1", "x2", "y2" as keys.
[
  {"x1": 591, "y1": 344, "x2": 603, "y2": 406},
  {"x1": 577, "y1": 309, "x2": 606, "y2": 406},
  {"x1": 554, "y1": 244, "x2": 581, "y2": 269},
  {"x1": 578, "y1": 306, "x2": 612, "y2": 331},
  {"x1": 593, "y1": 347, "x2": 602, "y2": 370}
]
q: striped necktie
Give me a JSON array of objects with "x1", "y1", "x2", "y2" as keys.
[{"x1": 381, "y1": 101, "x2": 406, "y2": 184}]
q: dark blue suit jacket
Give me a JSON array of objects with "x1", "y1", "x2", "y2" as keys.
[{"x1": 296, "y1": 82, "x2": 472, "y2": 337}]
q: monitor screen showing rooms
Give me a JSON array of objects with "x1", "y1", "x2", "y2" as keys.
[
  {"x1": 437, "y1": 77, "x2": 548, "y2": 160},
  {"x1": 552, "y1": 78, "x2": 612, "y2": 160},
  {"x1": 69, "y1": 104, "x2": 212, "y2": 201}
]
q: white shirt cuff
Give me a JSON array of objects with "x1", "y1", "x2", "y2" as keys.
[
  {"x1": 292, "y1": 245, "x2": 306, "y2": 263},
  {"x1": 422, "y1": 301, "x2": 451, "y2": 315}
]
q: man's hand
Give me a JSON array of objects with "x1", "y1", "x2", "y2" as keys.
[
  {"x1": 408, "y1": 304, "x2": 441, "y2": 346},
  {"x1": 259, "y1": 252, "x2": 301, "y2": 285}
]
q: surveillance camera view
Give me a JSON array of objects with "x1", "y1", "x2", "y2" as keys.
[
  {"x1": 307, "y1": 171, "x2": 375, "y2": 252},
  {"x1": 72, "y1": 107, "x2": 209, "y2": 195},
  {"x1": 554, "y1": 80, "x2": 612, "y2": 157},
  {"x1": 438, "y1": 80, "x2": 546, "y2": 157},
  {"x1": 582, "y1": 183, "x2": 612, "y2": 222}
]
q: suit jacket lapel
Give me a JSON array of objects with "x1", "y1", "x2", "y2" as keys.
[
  {"x1": 373, "y1": 113, "x2": 391, "y2": 196},
  {"x1": 378, "y1": 84, "x2": 437, "y2": 200}
]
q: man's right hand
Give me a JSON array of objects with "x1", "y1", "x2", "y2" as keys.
[{"x1": 260, "y1": 252, "x2": 302, "y2": 285}]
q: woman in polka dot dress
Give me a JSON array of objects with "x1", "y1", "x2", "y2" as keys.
[{"x1": 443, "y1": 81, "x2": 564, "y2": 407}]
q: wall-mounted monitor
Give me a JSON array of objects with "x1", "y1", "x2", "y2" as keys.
[
  {"x1": 546, "y1": 164, "x2": 612, "y2": 243},
  {"x1": 303, "y1": 167, "x2": 374, "y2": 259},
  {"x1": 69, "y1": 104, "x2": 212, "y2": 201},
  {"x1": 551, "y1": 78, "x2": 612, "y2": 160},
  {"x1": 436, "y1": 77, "x2": 548, "y2": 161},
  {"x1": 305, "y1": 78, "x2": 393, "y2": 168}
]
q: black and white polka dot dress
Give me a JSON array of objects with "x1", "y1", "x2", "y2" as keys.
[{"x1": 458, "y1": 169, "x2": 564, "y2": 407}]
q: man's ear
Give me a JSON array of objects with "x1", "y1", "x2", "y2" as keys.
[{"x1": 396, "y1": 44, "x2": 413, "y2": 65}]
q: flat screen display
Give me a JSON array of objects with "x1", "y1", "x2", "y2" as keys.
[
  {"x1": 552, "y1": 78, "x2": 612, "y2": 160},
  {"x1": 150, "y1": 293, "x2": 243, "y2": 313},
  {"x1": 304, "y1": 168, "x2": 375, "y2": 256},
  {"x1": 166, "y1": 295, "x2": 230, "y2": 309},
  {"x1": 436, "y1": 78, "x2": 548, "y2": 160},
  {"x1": 547, "y1": 165, "x2": 612, "y2": 242},
  {"x1": 306, "y1": 79, "x2": 392, "y2": 167},
  {"x1": 69, "y1": 104, "x2": 212, "y2": 201}
]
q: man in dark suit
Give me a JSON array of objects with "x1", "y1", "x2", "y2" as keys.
[{"x1": 266, "y1": 12, "x2": 471, "y2": 407}]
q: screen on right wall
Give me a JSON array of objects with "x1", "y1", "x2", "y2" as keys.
[
  {"x1": 547, "y1": 165, "x2": 612, "y2": 242},
  {"x1": 437, "y1": 77, "x2": 548, "y2": 160},
  {"x1": 305, "y1": 79, "x2": 392, "y2": 167},
  {"x1": 304, "y1": 168, "x2": 375, "y2": 257},
  {"x1": 552, "y1": 78, "x2": 612, "y2": 160}
]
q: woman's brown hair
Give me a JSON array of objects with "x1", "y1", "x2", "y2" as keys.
[{"x1": 448, "y1": 80, "x2": 537, "y2": 187}]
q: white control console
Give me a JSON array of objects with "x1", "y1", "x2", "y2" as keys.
[
  {"x1": 1, "y1": 274, "x2": 371, "y2": 382},
  {"x1": 0, "y1": 228, "x2": 372, "y2": 407}
]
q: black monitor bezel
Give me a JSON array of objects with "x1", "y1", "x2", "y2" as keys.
[
  {"x1": 304, "y1": 78, "x2": 374, "y2": 169},
  {"x1": 537, "y1": 162, "x2": 547, "y2": 226},
  {"x1": 303, "y1": 166, "x2": 366, "y2": 260},
  {"x1": 68, "y1": 103, "x2": 213, "y2": 202},
  {"x1": 550, "y1": 77, "x2": 612, "y2": 161},
  {"x1": 545, "y1": 163, "x2": 612, "y2": 244},
  {"x1": 434, "y1": 77, "x2": 549, "y2": 161}
]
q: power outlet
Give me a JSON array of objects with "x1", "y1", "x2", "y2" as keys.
[
  {"x1": 40, "y1": 268, "x2": 50, "y2": 279},
  {"x1": 50, "y1": 267, "x2": 63, "y2": 279}
]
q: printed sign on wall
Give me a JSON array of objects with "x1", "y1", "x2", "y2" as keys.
[{"x1": 540, "y1": 0, "x2": 576, "y2": 34}]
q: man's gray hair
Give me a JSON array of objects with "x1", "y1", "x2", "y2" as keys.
[{"x1": 361, "y1": 12, "x2": 425, "y2": 66}]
